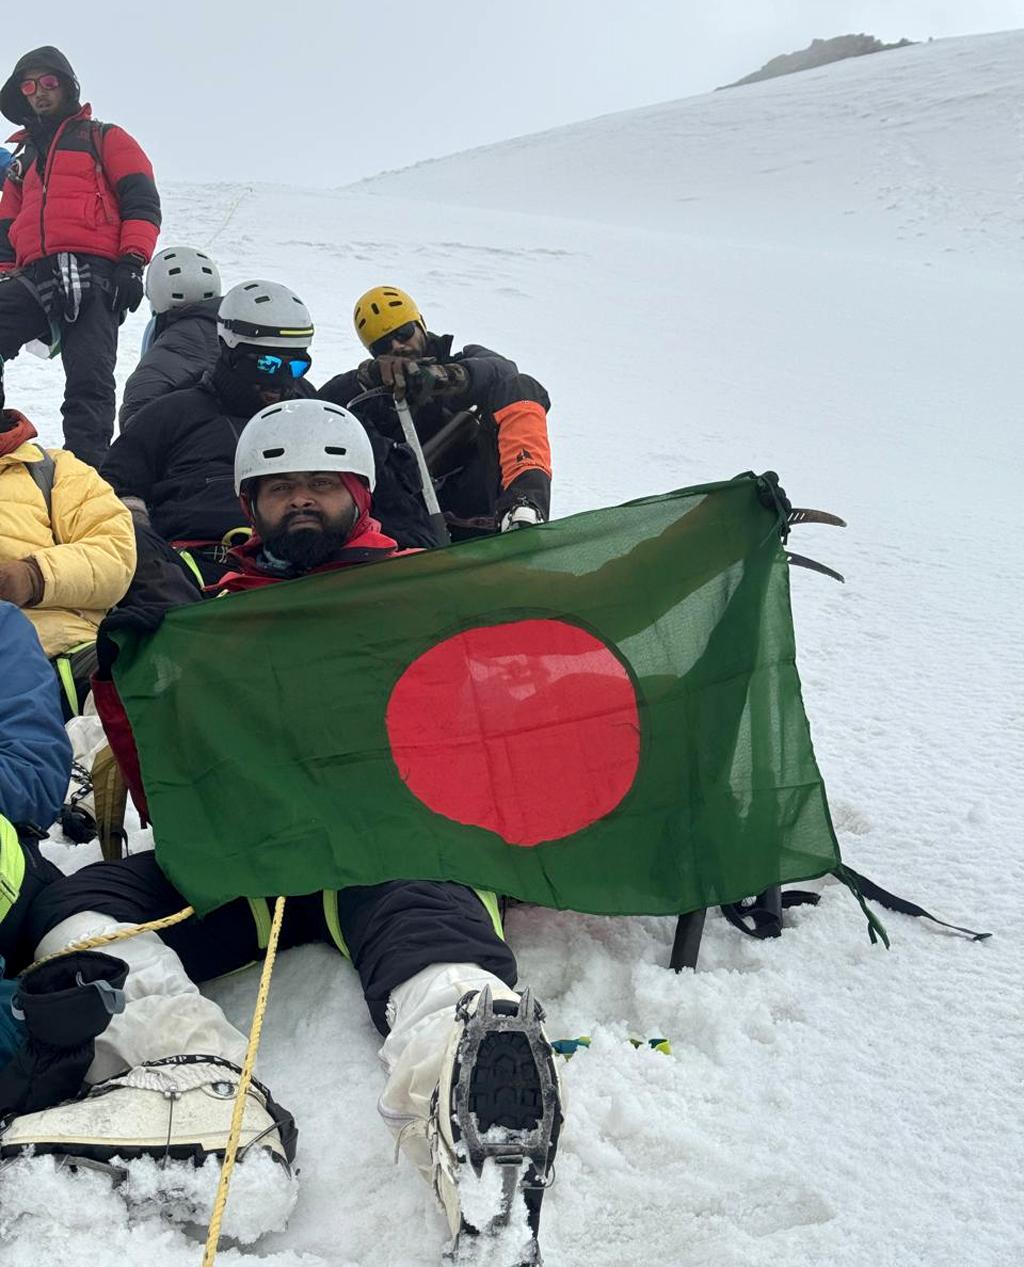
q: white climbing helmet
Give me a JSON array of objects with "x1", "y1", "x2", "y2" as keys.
[
  {"x1": 234, "y1": 399, "x2": 377, "y2": 495},
  {"x1": 145, "y1": 246, "x2": 222, "y2": 313},
  {"x1": 218, "y1": 280, "x2": 314, "y2": 350}
]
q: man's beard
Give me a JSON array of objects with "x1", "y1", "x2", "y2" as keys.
[{"x1": 258, "y1": 506, "x2": 358, "y2": 571}]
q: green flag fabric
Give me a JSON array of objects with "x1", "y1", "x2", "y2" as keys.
[{"x1": 112, "y1": 473, "x2": 841, "y2": 918}]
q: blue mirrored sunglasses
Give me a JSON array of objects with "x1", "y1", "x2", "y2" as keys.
[{"x1": 249, "y1": 352, "x2": 312, "y2": 379}]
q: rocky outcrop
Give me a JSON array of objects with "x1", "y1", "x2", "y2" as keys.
[{"x1": 720, "y1": 34, "x2": 914, "y2": 89}]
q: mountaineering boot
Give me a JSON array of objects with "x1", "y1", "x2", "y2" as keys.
[
  {"x1": 430, "y1": 986, "x2": 562, "y2": 1266},
  {"x1": 0, "y1": 1053, "x2": 297, "y2": 1168}
]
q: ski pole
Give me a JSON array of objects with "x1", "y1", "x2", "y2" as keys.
[{"x1": 394, "y1": 394, "x2": 451, "y2": 546}]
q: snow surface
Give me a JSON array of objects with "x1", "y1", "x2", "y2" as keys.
[{"x1": 2, "y1": 30, "x2": 1022, "y2": 1267}]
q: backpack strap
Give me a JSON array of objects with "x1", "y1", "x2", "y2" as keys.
[
  {"x1": 26, "y1": 450, "x2": 59, "y2": 544},
  {"x1": 6, "y1": 139, "x2": 30, "y2": 185},
  {"x1": 836, "y1": 865, "x2": 991, "y2": 943},
  {"x1": 86, "y1": 120, "x2": 114, "y2": 176}
]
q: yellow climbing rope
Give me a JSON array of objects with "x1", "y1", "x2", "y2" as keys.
[
  {"x1": 22, "y1": 905, "x2": 195, "y2": 973},
  {"x1": 202, "y1": 894, "x2": 286, "y2": 1267}
]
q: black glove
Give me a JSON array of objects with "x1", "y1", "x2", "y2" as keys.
[{"x1": 109, "y1": 254, "x2": 145, "y2": 315}]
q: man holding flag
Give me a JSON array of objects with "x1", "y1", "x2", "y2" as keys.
[
  {"x1": 2, "y1": 399, "x2": 563, "y2": 1267},
  {"x1": 2, "y1": 393, "x2": 846, "y2": 1262}
]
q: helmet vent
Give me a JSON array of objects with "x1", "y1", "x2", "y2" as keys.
[
  {"x1": 324, "y1": 446, "x2": 347, "y2": 456},
  {"x1": 261, "y1": 446, "x2": 285, "y2": 458},
  {"x1": 254, "y1": 295, "x2": 270, "y2": 304},
  {"x1": 168, "y1": 267, "x2": 182, "y2": 276}
]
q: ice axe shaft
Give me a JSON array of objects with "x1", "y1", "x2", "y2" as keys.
[{"x1": 394, "y1": 395, "x2": 450, "y2": 546}]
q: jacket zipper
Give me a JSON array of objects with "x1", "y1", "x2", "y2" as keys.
[{"x1": 38, "y1": 113, "x2": 76, "y2": 259}]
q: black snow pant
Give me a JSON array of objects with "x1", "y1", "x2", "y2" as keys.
[
  {"x1": 0, "y1": 272, "x2": 119, "y2": 469},
  {"x1": 27, "y1": 852, "x2": 518, "y2": 1035}
]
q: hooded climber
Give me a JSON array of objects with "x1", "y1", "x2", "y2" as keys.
[{"x1": 0, "y1": 46, "x2": 161, "y2": 468}]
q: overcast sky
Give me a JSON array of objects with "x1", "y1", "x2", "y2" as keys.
[{"x1": 5, "y1": 2, "x2": 1021, "y2": 186}]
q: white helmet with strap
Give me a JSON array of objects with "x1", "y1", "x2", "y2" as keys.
[
  {"x1": 218, "y1": 280, "x2": 314, "y2": 350},
  {"x1": 234, "y1": 399, "x2": 377, "y2": 495}
]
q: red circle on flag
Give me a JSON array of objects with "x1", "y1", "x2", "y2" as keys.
[{"x1": 385, "y1": 619, "x2": 640, "y2": 846}]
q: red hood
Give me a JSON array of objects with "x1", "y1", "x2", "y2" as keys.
[
  {"x1": 217, "y1": 475, "x2": 402, "y2": 593},
  {"x1": 0, "y1": 410, "x2": 39, "y2": 457}
]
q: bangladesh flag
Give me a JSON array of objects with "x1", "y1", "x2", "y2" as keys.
[{"x1": 111, "y1": 473, "x2": 841, "y2": 918}]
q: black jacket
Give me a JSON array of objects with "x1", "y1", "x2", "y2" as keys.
[
  {"x1": 102, "y1": 370, "x2": 268, "y2": 544},
  {"x1": 320, "y1": 335, "x2": 552, "y2": 540},
  {"x1": 103, "y1": 366, "x2": 442, "y2": 550},
  {"x1": 119, "y1": 298, "x2": 220, "y2": 429}
]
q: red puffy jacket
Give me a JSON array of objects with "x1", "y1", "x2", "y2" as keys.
[{"x1": 0, "y1": 104, "x2": 160, "y2": 270}]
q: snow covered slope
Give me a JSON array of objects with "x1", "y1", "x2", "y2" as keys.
[
  {"x1": 352, "y1": 31, "x2": 1024, "y2": 262},
  {"x1": 4, "y1": 30, "x2": 1022, "y2": 1267}
]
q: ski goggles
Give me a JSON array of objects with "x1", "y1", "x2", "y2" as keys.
[
  {"x1": 370, "y1": 321, "x2": 419, "y2": 357},
  {"x1": 232, "y1": 348, "x2": 313, "y2": 380},
  {"x1": 20, "y1": 74, "x2": 61, "y2": 95}
]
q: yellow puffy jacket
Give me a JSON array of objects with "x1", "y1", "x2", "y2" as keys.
[{"x1": 0, "y1": 442, "x2": 136, "y2": 658}]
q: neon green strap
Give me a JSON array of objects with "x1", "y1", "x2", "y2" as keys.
[
  {"x1": 476, "y1": 889, "x2": 505, "y2": 941},
  {"x1": 176, "y1": 549, "x2": 204, "y2": 587},
  {"x1": 0, "y1": 816, "x2": 26, "y2": 923},
  {"x1": 322, "y1": 892, "x2": 351, "y2": 959},
  {"x1": 247, "y1": 897, "x2": 272, "y2": 950},
  {"x1": 54, "y1": 656, "x2": 79, "y2": 717},
  {"x1": 53, "y1": 640, "x2": 96, "y2": 719}
]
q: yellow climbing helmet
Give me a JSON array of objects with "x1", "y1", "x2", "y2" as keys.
[{"x1": 353, "y1": 285, "x2": 424, "y2": 350}]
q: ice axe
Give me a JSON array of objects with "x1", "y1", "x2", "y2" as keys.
[{"x1": 393, "y1": 393, "x2": 451, "y2": 546}]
